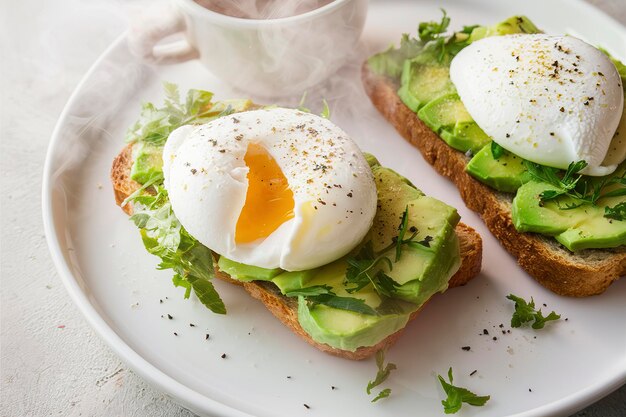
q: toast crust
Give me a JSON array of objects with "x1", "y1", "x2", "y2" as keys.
[
  {"x1": 111, "y1": 141, "x2": 482, "y2": 359},
  {"x1": 361, "y1": 64, "x2": 625, "y2": 297}
]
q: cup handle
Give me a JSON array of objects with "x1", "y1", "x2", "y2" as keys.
[{"x1": 127, "y1": 5, "x2": 199, "y2": 64}]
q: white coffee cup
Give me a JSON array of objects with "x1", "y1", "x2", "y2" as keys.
[{"x1": 129, "y1": 0, "x2": 368, "y2": 98}]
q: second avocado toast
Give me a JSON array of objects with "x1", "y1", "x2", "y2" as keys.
[{"x1": 363, "y1": 14, "x2": 626, "y2": 296}]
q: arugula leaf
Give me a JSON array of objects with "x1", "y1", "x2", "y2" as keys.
[
  {"x1": 305, "y1": 294, "x2": 378, "y2": 316},
  {"x1": 172, "y1": 274, "x2": 192, "y2": 298},
  {"x1": 491, "y1": 141, "x2": 505, "y2": 160},
  {"x1": 368, "y1": 9, "x2": 476, "y2": 76},
  {"x1": 122, "y1": 172, "x2": 164, "y2": 208},
  {"x1": 366, "y1": 350, "x2": 396, "y2": 401},
  {"x1": 605, "y1": 201, "x2": 626, "y2": 221},
  {"x1": 371, "y1": 389, "x2": 391, "y2": 403},
  {"x1": 367, "y1": 33, "x2": 424, "y2": 78},
  {"x1": 418, "y1": 9, "x2": 450, "y2": 42},
  {"x1": 126, "y1": 82, "x2": 222, "y2": 147},
  {"x1": 285, "y1": 285, "x2": 333, "y2": 297},
  {"x1": 130, "y1": 189, "x2": 226, "y2": 314},
  {"x1": 506, "y1": 294, "x2": 560, "y2": 329},
  {"x1": 438, "y1": 367, "x2": 490, "y2": 414}
]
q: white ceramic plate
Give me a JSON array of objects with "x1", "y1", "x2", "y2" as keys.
[{"x1": 43, "y1": 1, "x2": 626, "y2": 416}]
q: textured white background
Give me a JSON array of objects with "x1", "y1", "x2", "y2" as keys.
[{"x1": 1, "y1": 1, "x2": 625, "y2": 416}]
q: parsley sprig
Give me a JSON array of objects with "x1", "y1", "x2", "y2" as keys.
[
  {"x1": 344, "y1": 206, "x2": 430, "y2": 297},
  {"x1": 506, "y1": 294, "x2": 560, "y2": 329},
  {"x1": 438, "y1": 367, "x2": 490, "y2": 414},
  {"x1": 524, "y1": 160, "x2": 626, "y2": 215},
  {"x1": 367, "y1": 350, "x2": 396, "y2": 402}
]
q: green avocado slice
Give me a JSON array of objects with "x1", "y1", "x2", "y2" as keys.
[
  {"x1": 220, "y1": 158, "x2": 462, "y2": 351},
  {"x1": 466, "y1": 143, "x2": 532, "y2": 193},
  {"x1": 511, "y1": 170, "x2": 626, "y2": 251}
]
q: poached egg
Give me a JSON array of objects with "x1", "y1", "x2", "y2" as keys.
[
  {"x1": 162, "y1": 108, "x2": 377, "y2": 271},
  {"x1": 450, "y1": 34, "x2": 624, "y2": 176}
]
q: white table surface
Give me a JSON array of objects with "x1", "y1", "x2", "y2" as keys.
[{"x1": 1, "y1": 1, "x2": 625, "y2": 416}]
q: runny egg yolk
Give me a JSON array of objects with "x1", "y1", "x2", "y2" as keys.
[{"x1": 235, "y1": 143, "x2": 295, "y2": 243}]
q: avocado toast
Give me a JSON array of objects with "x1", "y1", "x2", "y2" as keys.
[
  {"x1": 362, "y1": 14, "x2": 626, "y2": 296},
  {"x1": 111, "y1": 89, "x2": 482, "y2": 360}
]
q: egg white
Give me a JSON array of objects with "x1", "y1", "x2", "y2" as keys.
[
  {"x1": 162, "y1": 108, "x2": 378, "y2": 271},
  {"x1": 450, "y1": 34, "x2": 624, "y2": 176}
]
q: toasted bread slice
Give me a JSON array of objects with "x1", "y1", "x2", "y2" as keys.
[
  {"x1": 112, "y1": 143, "x2": 482, "y2": 359},
  {"x1": 362, "y1": 64, "x2": 625, "y2": 297}
]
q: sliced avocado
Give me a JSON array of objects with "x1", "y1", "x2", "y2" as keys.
[
  {"x1": 418, "y1": 94, "x2": 472, "y2": 131},
  {"x1": 217, "y1": 257, "x2": 281, "y2": 282},
  {"x1": 469, "y1": 16, "x2": 541, "y2": 43},
  {"x1": 271, "y1": 269, "x2": 317, "y2": 294},
  {"x1": 418, "y1": 94, "x2": 490, "y2": 153},
  {"x1": 298, "y1": 297, "x2": 414, "y2": 352},
  {"x1": 368, "y1": 166, "x2": 461, "y2": 305},
  {"x1": 217, "y1": 162, "x2": 461, "y2": 350},
  {"x1": 363, "y1": 152, "x2": 381, "y2": 169},
  {"x1": 441, "y1": 121, "x2": 491, "y2": 153},
  {"x1": 398, "y1": 56, "x2": 456, "y2": 112},
  {"x1": 466, "y1": 143, "x2": 532, "y2": 193},
  {"x1": 511, "y1": 173, "x2": 626, "y2": 251},
  {"x1": 295, "y1": 255, "x2": 419, "y2": 352},
  {"x1": 130, "y1": 142, "x2": 164, "y2": 184}
]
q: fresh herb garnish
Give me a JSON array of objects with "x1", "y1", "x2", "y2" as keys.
[
  {"x1": 368, "y1": 9, "x2": 477, "y2": 76},
  {"x1": 344, "y1": 206, "x2": 425, "y2": 297},
  {"x1": 418, "y1": 9, "x2": 477, "y2": 62},
  {"x1": 305, "y1": 293, "x2": 378, "y2": 316},
  {"x1": 524, "y1": 160, "x2": 626, "y2": 211},
  {"x1": 284, "y1": 285, "x2": 334, "y2": 297},
  {"x1": 123, "y1": 84, "x2": 256, "y2": 314},
  {"x1": 126, "y1": 82, "x2": 228, "y2": 147},
  {"x1": 129, "y1": 187, "x2": 226, "y2": 314},
  {"x1": 506, "y1": 294, "x2": 560, "y2": 329},
  {"x1": 438, "y1": 367, "x2": 490, "y2": 414},
  {"x1": 394, "y1": 207, "x2": 414, "y2": 261},
  {"x1": 490, "y1": 141, "x2": 505, "y2": 160},
  {"x1": 418, "y1": 9, "x2": 451, "y2": 43},
  {"x1": 605, "y1": 201, "x2": 626, "y2": 220},
  {"x1": 367, "y1": 350, "x2": 396, "y2": 402},
  {"x1": 345, "y1": 241, "x2": 394, "y2": 294},
  {"x1": 371, "y1": 389, "x2": 391, "y2": 403},
  {"x1": 286, "y1": 280, "x2": 379, "y2": 316}
]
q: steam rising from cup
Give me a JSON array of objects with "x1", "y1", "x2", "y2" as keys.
[{"x1": 128, "y1": 0, "x2": 368, "y2": 98}]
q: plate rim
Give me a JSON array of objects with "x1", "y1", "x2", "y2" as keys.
[{"x1": 42, "y1": 3, "x2": 626, "y2": 416}]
